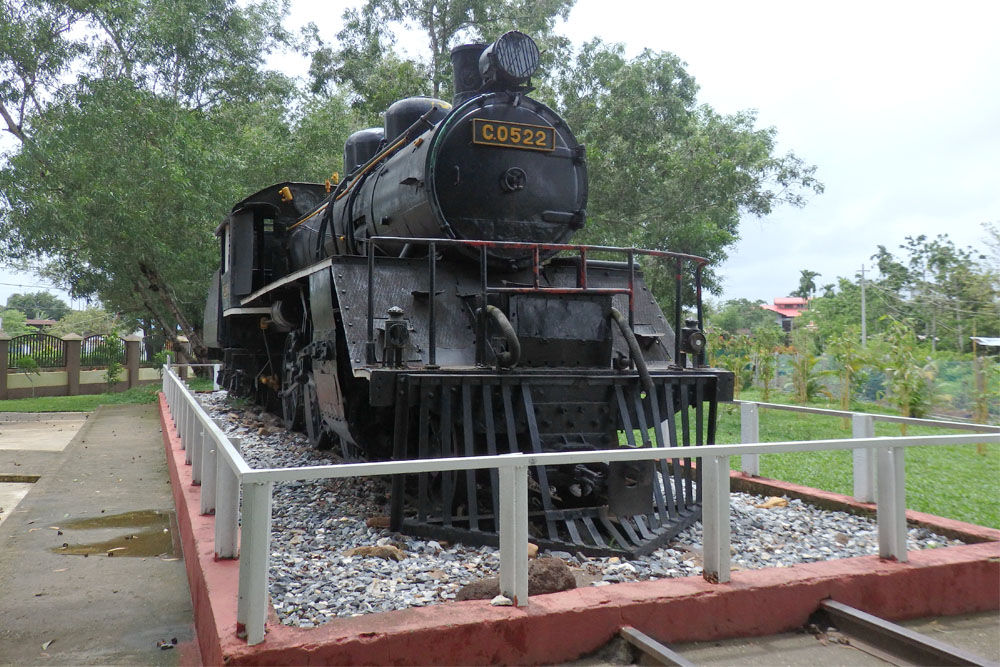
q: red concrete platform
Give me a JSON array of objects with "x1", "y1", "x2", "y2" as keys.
[{"x1": 158, "y1": 395, "x2": 1000, "y2": 665}]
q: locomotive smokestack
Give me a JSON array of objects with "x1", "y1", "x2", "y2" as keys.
[{"x1": 450, "y1": 43, "x2": 486, "y2": 106}]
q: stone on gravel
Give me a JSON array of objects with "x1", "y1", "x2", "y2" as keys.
[
  {"x1": 344, "y1": 545, "x2": 407, "y2": 561},
  {"x1": 455, "y1": 558, "x2": 576, "y2": 601}
]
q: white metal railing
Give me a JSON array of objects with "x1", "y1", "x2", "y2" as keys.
[
  {"x1": 160, "y1": 368, "x2": 1000, "y2": 646},
  {"x1": 163, "y1": 356, "x2": 222, "y2": 391},
  {"x1": 735, "y1": 400, "x2": 1000, "y2": 502}
]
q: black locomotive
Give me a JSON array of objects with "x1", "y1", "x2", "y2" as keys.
[{"x1": 204, "y1": 31, "x2": 733, "y2": 556}]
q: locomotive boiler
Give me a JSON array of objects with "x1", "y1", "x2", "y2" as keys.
[{"x1": 203, "y1": 31, "x2": 734, "y2": 556}]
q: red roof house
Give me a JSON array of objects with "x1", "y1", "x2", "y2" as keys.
[{"x1": 761, "y1": 297, "x2": 810, "y2": 331}]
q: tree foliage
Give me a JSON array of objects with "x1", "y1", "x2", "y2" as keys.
[
  {"x1": 0, "y1": 0, "x2": 361, "y2": 359},
  {"x1": 791, "y1": 269, "x2": 820, "y2": 298},
  {"x1": 4, "y1": 291, "x2": 68, "y2": 320},
  {"x1": 807, "y1": 230, "x2": 998, "y2": 354},
  {"x1": 551, "y1": 40, "x2": 823, "y2": 304},
  {"x1": 48, "y1": 307, "x2": 124, "y2": 337},
  {"x1": 0, "y1": 308, "x2": 30, "y2": 335},
  {"x1": 313, "y1": 0, "x2": 575, "y2": 102},
  {"x1": 707, "y1": 298, "x2": 776, "y2": 334}
]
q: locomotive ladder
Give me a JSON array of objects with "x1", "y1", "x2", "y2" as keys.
[{"x1": 388, "y1": 372, "x2": 720, "y2": 557}]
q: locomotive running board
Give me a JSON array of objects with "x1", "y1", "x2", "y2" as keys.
[{"x1": 388, "y1": 372, "x2": 720, "y2": 558}]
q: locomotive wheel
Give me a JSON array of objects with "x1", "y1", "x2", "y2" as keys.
[
  {"x1": 303, "y1": 373, "x2": 333, "y2": 450},
  {"x1": 280, "y1": 336, "x2": 305, "y2": 431}
]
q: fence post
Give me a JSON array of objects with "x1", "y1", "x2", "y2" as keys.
[
  {"x1": 877, "y1": 445, "x2": 908, "y2": 562},
  {"x1": 740, "y1": 402, "x2": 760, "y2": 476},
  {"x1": 212, "y1": 363, "x2": 221, "y2": 391},
  {"x1": 214, "y1": 426, "x2": 241, "y2": 558},
  {"x1": 124, "y1": 334, "x2": 141, "y2": 388},
  {"x1": 62, "y1": 334, "x2": 82, "y2": 396},
  {"x1": 852, "y1": 414, "x2": 876, "y2": 502},
  {"x1": 0, "y1": 332, "x2": 10, "y2": 400},
  {"x1": 183, "y1": 401, "x2": 193, "y2": 463},
  {"x1": 702, "y1": 454, "x2": 731, "y2": 584},
  {"x1": 498, "y1": 463, "x2": 529, "y2": 606},
  {"x1": 191, "y1": 413, "x2": 204, "y2": 485},
  {"x1": 200, "y1": 424, "x2": 217, "y2": 515},
  {"x1": 238, "y1": 480, "x2": 273, "y2": 645}
]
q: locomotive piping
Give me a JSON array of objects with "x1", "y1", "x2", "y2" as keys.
[
  {"x1": 479, "y1": 305, "x2": 521, "y2": 367},
  {"x1": 611, "y1": 307, "x2": 654, "y2": 396}
]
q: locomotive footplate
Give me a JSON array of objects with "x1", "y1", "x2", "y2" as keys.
[{"x1": 386, "y1": 370, "x2": 724, "y2": 558}]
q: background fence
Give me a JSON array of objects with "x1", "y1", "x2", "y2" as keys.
[
  {"x1": 0, "y1": 332, "x2": 166, "y2": 400},
  {"x1": 7, "y1": 333, "x2": 67, "y2": 369},
  {"x1": 742, "y1": 353, "x2": 999, "y2": 423},
  {"x1": 81, "y1": 334, "x2": 127, "y2": 367}
]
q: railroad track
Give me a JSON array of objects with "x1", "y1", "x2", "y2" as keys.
[{"x1": 613, "y1": 601, "x2": 998, "y2": 666}]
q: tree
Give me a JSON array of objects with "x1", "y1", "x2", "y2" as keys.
[
  {"x1": 874, "y1": 317, "x2": 936, "y2": 431},
  {"x1": 0, "y1": 0, "x2": 295, "y2": 360},
  {"x1": 826, "y1": 326, "x2": 868, "y2": 422},
  {"x1": 791, "y1": 269, "x2": 820, "y2": 298},
  {"x1": 12, "y1": 354, "x2": 40, "y2": 397},
  {"x1": 869, "y1": 234, "x2": 998, "y2": 353},
  {"x1": 49, "y1": 307, "x2": 124, "y2": 338},
  {"x1": 750, "y1": 322, "x2": 784, "y2": 401},
  {"x1": 708, "y1": 331, "x2": 752, "y2": 399},
  {"x1": 707, "y1": 298, "x2": 775, "y2": 334},
  {"x1": 320, "y1": 0, "x2": 576, "y2": 102},
  {"x1": 807, "y1": 276, "x2": 880, "y2": 345},
  {"x1": 0, "y1": 308, "x2": 30, "y2": 335},
  {"x1": 5, "y1": 291, "x2": 69, "y2": 320},
  {"x1": 787, "y1": 325, "x2": 828, "y2": 404},
  {"x1": 552, "y1": 40, "x2": 823, "y2": 307}
]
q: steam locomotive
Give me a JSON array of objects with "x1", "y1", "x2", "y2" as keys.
[{"x1": 203, "y1": 31, "x2": 733, "y2": 556}]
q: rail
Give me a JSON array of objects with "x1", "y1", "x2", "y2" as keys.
[{"x1": 160, "y1": 368, "x2": 1000, "y2": 646}]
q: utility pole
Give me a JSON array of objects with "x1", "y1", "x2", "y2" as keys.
[{"x1": 860, "y1": 264, "x2": 867, "y2": 346}]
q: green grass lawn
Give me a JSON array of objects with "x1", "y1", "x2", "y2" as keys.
[
  {"x1": 0, "y1": 376, "x2": 214, "y2": 413},
  {"x1": 716, "y1": 389, "x2": 1000, "y2": 529}
]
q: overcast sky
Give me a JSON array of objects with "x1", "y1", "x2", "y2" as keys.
[{"x1": 2, "y1": 0, "x2": 998, "y2": 309}]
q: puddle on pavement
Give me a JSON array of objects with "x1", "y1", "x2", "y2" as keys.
[{"x1": 51, "y1": 509, "x2": 180, "y2": 558}]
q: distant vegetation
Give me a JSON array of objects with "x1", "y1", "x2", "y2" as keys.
[{"x1": 706, "y1": 231, "x2": 999, "y2": 424}]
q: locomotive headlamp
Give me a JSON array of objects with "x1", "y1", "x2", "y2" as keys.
[
  {"x1": 479, "y1": 31, "x2": 540, "y2": 86},
  {"x1": 680, "y1": 319, "x2": 707, "y2": 356}
]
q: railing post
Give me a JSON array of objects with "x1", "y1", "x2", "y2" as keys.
[
  {"x1": 214, "y1": 423, "x2": 240, "y2": 558},
  {"x1": 183, "y1": 401, "x2": 193, "y2": 463},
  {"x1": 191, "y1": 413, "x2": 204, "y2": 485},
  {"x1": 740, "y1": 402, "x2": 760, "y2": 476},
  {"x1": 498, "y1": 463, "x2": 529, "y2": 606},
  {"x1": 238, "y1": 480, "x2": 273, "y2": 645},
  {"x1": 852, "y1": 414, "x2": 876, "y2": 502},
  {"x1": 702, "y1": 454, "x2": 731, "y2": 584},
  {"x1": 877, "y1": 445, "x2": 908, "y2": 562},
  {"x1": 200, "y1": 425, "x2": 217, "y2": 515},
  {"x1": 212, "y1": 363, "x2": 221, "y2": 391}
]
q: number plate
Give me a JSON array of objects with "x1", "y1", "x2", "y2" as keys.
[{"x1": 472, "y1": 119, "x2": 555, "y2": 151}]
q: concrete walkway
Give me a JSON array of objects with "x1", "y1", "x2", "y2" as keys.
[{"x1": 0, "y1": 405, "x2": 199, "y2": 665}]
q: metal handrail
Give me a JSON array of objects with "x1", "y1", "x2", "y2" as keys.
[
  {"x1": 160, "y1": 367, "x2": 1000, "y2": 646},
  {"x1": 365, "y1": 236, "x2": 709, "y2": 369}
]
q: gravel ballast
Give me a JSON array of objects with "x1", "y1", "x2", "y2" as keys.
[{"x1": 198, "y1": 392, "x2": 964, "y2": 628}]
